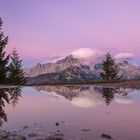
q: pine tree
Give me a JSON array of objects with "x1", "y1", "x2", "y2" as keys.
[
  {"x1": 100, "y1": 53, "x2": 120, "y2": 81},
  {"x1": 8, "y1": 48, "x2": 27, "y2": 85},
  {"x1": 0, "y1": 18, "x2": 10, "y2": 84}
]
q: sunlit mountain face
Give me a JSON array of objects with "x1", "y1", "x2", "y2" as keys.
[{"x1": 24, "y1": 54, "x2": 140, "y2": 85}]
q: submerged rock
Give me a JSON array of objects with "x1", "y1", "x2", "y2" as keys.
[
  {"x1": 101, "y1": 134, "x2": 112, "y2": 139},
  {"x1": 33, "y1": 122, "x2": 38, "y2": 125},
  {"x1": 28, "y1": 132, "x2": 38, "y2": 137},
  {"x1": 46, "y1": 135, "x2": 64, "y2": 140},
  {"x1": 14, "y1": 135, "x2": 26, "y2": 140},
  {"x1": 36, "y1": 138, "x2": 44, "y2": 140},
  {"x1": 81, "y1": 129, "x2": 90, "y2": 132},
  {"x1": 0, "y1": 131, "x2": 26, "y2": 140},
  {"x1": 0, "y1": 131, "x2": 8, "y2": 139},
  {"x1": 46, "y1": 132, "x2": 64, "y2": 140},
  {"x1": 55, "y1": 122, "x2": 59, "y2": 126},
  {"x1": 22, "y1": 125, "x2": 29, "y2": 130}
]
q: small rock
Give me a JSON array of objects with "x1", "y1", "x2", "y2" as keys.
[
  {"x1": 14, "y1": 135, "x2": 26, "y2": 140},
  {"x1": 22, "y1": 125, "x2": 29, "y2": 129},
  {"x1": 8, "y1": 135, "x2": 15, "y2": 140},
  {"x1": 81, "y1": 129, "x2": 90, "y2": 132},
  {"x1": 101, "y1": 134, "x2": 112, "y2": 139},
  {"x1": 55, "y1": 133, "x2": 64, "y2": 137},
  {"x1": 56, "y1": 130, "x2": 60, "y2": 133},
  {"x1": 55, "y1": 122, "x2": 59, "y2": 126},
  {"x1": 11, "y1": 133, "x2": 18, "y2": 137},
  {"x1": 0, "y1": 131, "x2": 8, "y2": 138},
  {"x1": 28, "y1": 132, "x2": 38, "y2": 137},
  {"x1": 46, "y1": 135, "x2": 63, "y2": 140},
  {"x1": 13, "y1": 131, "x2": 17, "y2": 133},
  {"x1": 34, "y1": 123, "x2": 38, "y2": 125},
  {"x1": 36, "y1": 138, "x2": 44, "y2": 140}
]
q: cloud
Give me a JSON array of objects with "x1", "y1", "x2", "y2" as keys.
[
  {"x1": 48, "y1": 49, "x2": 135, "y2": 65},
  {"x1": 114, "y1": 96, "x2": 133, "y2": 104},
  {"x1": 71, "y1": 48, "x2": 104, "y2": 64},
  {"x1": 71, "y1": 93, "x2": 102, "y2": 108},
  {"x1": 114, "y1": 52, "x2": 134, "y2": 61}
]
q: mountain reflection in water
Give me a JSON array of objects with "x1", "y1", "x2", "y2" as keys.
[
  {"x1": 35, "y1": 85, "x2": 135, "y2": 108},
  {"x1": 0, "y1": 85, "x2": 140, "y2": 140},
  {"x1": 0, "y1": 85, "x2": 138, "y2": 127}
]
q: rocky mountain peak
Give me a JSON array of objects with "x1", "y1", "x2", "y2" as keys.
[
  {"x1": 118, "y1": 60, "x2": 129, "y2": 65},
  {"x1": 56, "y1": 55, "x2": 80, "y2": 65},
  {"x1": 24, "y1": 55, "x2": 81, "y2": 77},
  {"x1": 24, "y1": 54, "x2": 140, "y2": 82}
]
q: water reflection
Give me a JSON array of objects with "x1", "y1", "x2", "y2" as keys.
[
  {"x1": 35, "y1": 85, "x2": 136, "y2": 107},
  {"x1": 0, "y1": 87, "x2": 22, "y2": 126},
  {"x1": 0, "y1": 85, "x2": 137, "y2": 126},
  {"x1": 0, "y1": 85, "x2": 140, "y2": 140},
  {"x1": 8, "y1": 88, "x2": 22, "y2": 107},
  {"x1": 101, "y1": 88, "x2": 115, "y2": 105}
]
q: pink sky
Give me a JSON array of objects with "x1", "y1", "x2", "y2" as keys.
[{"x1": 0, "y1": 0, "x2": 140, "y2": 66}]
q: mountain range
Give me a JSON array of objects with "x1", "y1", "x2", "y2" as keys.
[{"x1": 24, "y1": 55, "x2": 140, "y2": 85}]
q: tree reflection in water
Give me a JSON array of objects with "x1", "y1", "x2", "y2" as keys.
[
  {"x1": 8, "y1": 88, "x2": 22, "y2": 107},
  {"x1": 35, "y1": 85, "x2": 134, "y2": 107},
  {"x1": 0, "y1": 87, "x2": 22, "y2": 126},
  {"x1": 101, "y1": 88, "x2": 116, "y2": 105},
  {"x1": 94, "y1": 86, "x2": 127, "y2": 105}
]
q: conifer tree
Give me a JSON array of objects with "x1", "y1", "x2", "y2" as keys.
[
  {"x1": 0, "y1": 18, "x2": 9, "y2": 84},
  {"x1": 8, "y1": 48, "x2": 26, "y2": 85},
  {"x1": 100, "y1": 53, "x2": 120, "y2": 80}
]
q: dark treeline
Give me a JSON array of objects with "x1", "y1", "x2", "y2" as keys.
[{"x1": 0, "y1": 18, "x2": 26, "y2": 85}]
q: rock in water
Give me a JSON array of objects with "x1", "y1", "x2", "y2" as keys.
[
  {"x1": 55, "y1": 122, "x2": 59, "y2": 126},
  {"x1": 101, "y1": 134, "x2": 112, "y2": 139}
]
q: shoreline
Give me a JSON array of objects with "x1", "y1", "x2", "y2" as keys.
[
  {"x1": 26, "y1": 80, "x2": 140, "y2": 87},
  {"x1": 0, "y1": 85, "x2": 19, "y2": 89},
  {"x1": 1, "y1": 80, "x2": 140, "y2": 88}
]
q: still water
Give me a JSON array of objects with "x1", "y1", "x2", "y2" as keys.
[{"x1": 0, "y1": 85, "x2": 140, "y2": 140}]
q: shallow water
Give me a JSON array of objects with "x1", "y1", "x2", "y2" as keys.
[{"x1": 0, "y1": 85, "x2": 140, "y2": 140}]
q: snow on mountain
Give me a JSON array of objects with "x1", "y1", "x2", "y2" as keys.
[
  {"x1": 92, "y1": 60, "x2": 140, "y2": 80},
  {"x1": 118, "y1": 61, "x2": 140, "y2": 80},
  {"x1": 24, "y1": 55, "x2": 81, "y2": 77},
  {"x1": 24, "y1": 55, "x2": 140, "y2": 85}
]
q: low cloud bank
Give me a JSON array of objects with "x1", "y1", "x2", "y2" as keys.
[
  {"x1": 114, "y1": 52, "x2": 134, "y2": 61},
  {"x1": 49, "y1": 48, "x2": 135, "y2": 65},
  {"x1": 71, "y1": 48, "x2": 104, "y2": 65}
]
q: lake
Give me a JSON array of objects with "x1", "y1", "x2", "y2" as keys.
[{"x1": 0, "y1": 85, "x2": 140, "y2": 140}]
